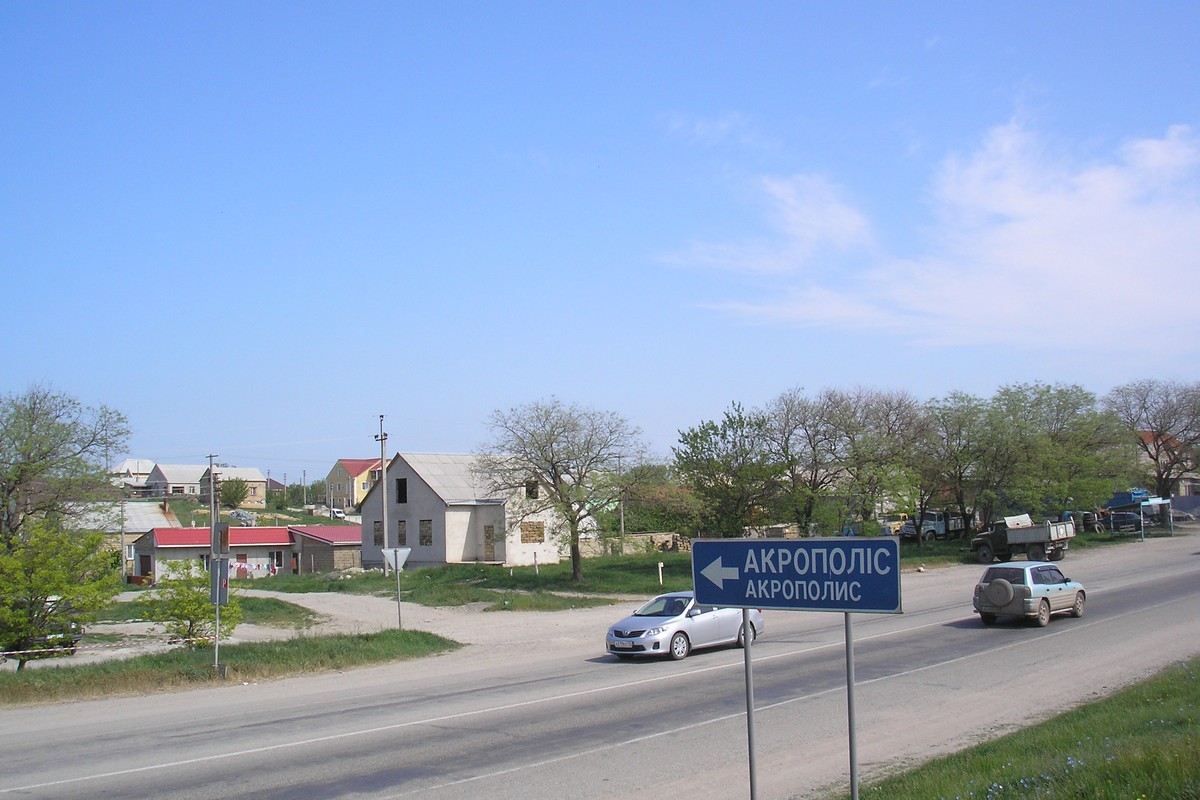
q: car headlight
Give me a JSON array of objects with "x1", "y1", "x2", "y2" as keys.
[{"x1": 643, "y1": 626, "x2": 667, "y2": 637}]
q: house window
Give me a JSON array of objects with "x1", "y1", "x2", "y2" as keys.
[
  {"x1": 525, "y1": 480, "x2": 539, "y2": 499},
  {"x1": 419, "y1": 519, "x2": 432, "y2": 547},
  {"x1": 397, "y1": 520, "x2": 407, "y2": 546},
  {"x1": 172, "y1": 486, "x2": 184, "y2": 495},
  {"x1": 249, "y1": 486, "x2": 258, "y2": 496},
  {"x1": 373, "y1": 520, "x2": 383, "y2": 547},
  {"x1": 396, "y1": 478, "x2": 408, "y2": 504},
  {"x1": 361, "y1": 480, "x2": 368, "y2": 491},
  {"x1": 270, "y1": 550, "x2": 283, "y2": 568},
  {"x1": 521, "y1": 521, "x2": 545, "y2": 544}
]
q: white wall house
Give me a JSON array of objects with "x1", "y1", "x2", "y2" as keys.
[
  {"x1": 132, "y1": 527, "x2": 292, "y2": 582},
  {"x1": 144, "y1": 464, "x2": 207, "y2": 497},
  {"x1": 359, "y1": 453, "x2": 564, "y2": 570}
]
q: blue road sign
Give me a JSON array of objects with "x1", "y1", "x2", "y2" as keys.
[{"x1": 692, "y1": 538, "x2": 902, "y2": 613}]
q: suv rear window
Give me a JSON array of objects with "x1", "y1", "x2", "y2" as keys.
[{"x1": 983, "y1": 567, "x2": 1025, "y2": 585}]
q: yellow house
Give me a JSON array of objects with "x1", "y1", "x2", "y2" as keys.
[{"x1": 325, "y1": 458, "x2": 382, "y2": 513}]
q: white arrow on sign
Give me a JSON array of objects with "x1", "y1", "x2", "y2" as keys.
[{"x1": 700, "y1": 557, "x2": 739, "y2": 589}]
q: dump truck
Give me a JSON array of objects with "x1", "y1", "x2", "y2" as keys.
[{"x1": 971, "y1": 513, "x2": 1075, "y2": 563}]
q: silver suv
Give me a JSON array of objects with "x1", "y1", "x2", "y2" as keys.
[{"x1": 972, "y1": 562, "x2": 1085, "y2": 627}]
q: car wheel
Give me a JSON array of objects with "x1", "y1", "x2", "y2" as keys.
[
  {"x1": 985, "y1": 578, "x2": 1014, "y2": 606},
  {"x1": 669, "y1": 631, "x2": 691, "y2": 660},
  {"x1": 975, "y1": 544, "x2": 994, "y2": 564},
  {"x1": 921, "y1": 530, "x2": 935, "y2": 544},
  {"x1": 1070, "y1": 592, "x2": 1085, "y2": 618},
  {"x1": 1027, "y1": 544, "x2": 1046, "y2": 561},
  {"x1": 737, "y1": 623, "x2": 757, "y2": 648},
  {"x1": 1034, "y1": 599, "x2": 1051, "y2": 627},
  {"x1": 997, "y1": 553, "x2": 1014, "y2": 562},
  {"x1": 979, "y1": 613, "x2": 997, "y2": 626}
]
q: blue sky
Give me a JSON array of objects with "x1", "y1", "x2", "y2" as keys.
[{"x1": 3, "y1": 3, "x2": 1197, "y2": 482}]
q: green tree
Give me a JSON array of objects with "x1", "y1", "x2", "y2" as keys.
[
  {"x1": 477, "y1": 398, "x2": 647, "y2": 582},
  {"x1": 595, "y1": 463, "x2": 705, "y2": 536},
  {"x1": 220, "y1": 477, "x2": 249, "y2": 509},
  {"x1": 0, "y1": 519, "x2": 120, "y2": 669},
  {"x1": 0, "y1": 386, "x2": 128, "y2": 669},
  {"x1": 1, "y1": 385, "x2": 129, "y2": 546},
  {"x1": 673, "y1": 403, "x2": 776, "y2": 536},
  {"x1": 147, "y1": 560, "x2": 241, "y2": 645}
]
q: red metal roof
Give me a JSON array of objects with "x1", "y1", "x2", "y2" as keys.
[
  {"x1": 338, "y1": 458, "x2": 381, "y2": 476},
  {"x1": 150, "y1": 527, "x2": 292, "y2": 547},
  {"x1": 290, "y1": 525, "x2": 363, "y2": 545}
]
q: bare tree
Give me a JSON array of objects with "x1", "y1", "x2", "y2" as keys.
[
  {"x1": 1, "y1": 385, "x2": 129, "y2": 548},
  {"x1": 1105, "y1": 379, "x2": 1200, "y2": 498},
  {"x1": 762, "y1": 387, "x2": 842, "y2": 529},
  {"x1": 477, "y1": 399, "x2": 646, "y2": 581}
]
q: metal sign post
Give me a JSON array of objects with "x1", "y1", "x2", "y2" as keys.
[
  {"x1": 383, "y1": 547, "x2": 412, "y2": 630},
  {"x1": 692, "y1": 538, "x2": 902, "y2": 800}
]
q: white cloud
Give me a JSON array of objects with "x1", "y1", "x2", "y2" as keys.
[
  {"x1": 663, "y1": 110, "x2": 752, "y2": 147},
  {"x1": 696, "y1": 122, "x2": 1200, "y2": 356},
  {"x1": 669, "y1": 174, "x2": 874, "y2": 275}
]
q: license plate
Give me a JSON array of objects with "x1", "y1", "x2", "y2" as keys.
[{"x1": 612, "y1": 640, "x2": 632, "y2": 649}]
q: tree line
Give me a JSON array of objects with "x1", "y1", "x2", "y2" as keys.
[{"x1": 616, "y1": 380, "x2": 1199, "y2": 539}]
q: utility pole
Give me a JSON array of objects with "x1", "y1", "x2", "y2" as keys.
[
  {"x1": 207, "y1": 453, "x2": 224, "y2": 675},
  {"x1": 376, "y1": 415, "x2": 389, "y2": 577}
]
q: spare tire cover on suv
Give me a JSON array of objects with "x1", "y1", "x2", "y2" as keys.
[{"x1": 985, "y1": 578, "x2": 1015, "y2": 606}]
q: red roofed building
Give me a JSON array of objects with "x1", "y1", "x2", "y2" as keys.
[
  {"x1": 325, "y1": 458, "x2": 382, "y2": 514},
  {"x1": 290, "y1": 525, "x2": 364, "y2": 574},
  {"x1": 133, "y1": 527, "x2": 293, "y2": 582}
]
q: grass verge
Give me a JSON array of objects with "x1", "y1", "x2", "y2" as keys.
[
  {"x1": 0, "y1": 629, "x2": 460, "y2": 707},
  {"x1": 835, "y1": 658, "x2": 1200, "y2": 800}
]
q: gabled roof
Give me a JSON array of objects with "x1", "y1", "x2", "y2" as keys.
[
  {"x1": 205, "y1": 466, "x2": 267, "y2": 483},
  {"x1": 290, "y1": 525, "x2": 363, "y2": 546},
  {"x1": 401, "y1": 453, "x2": 503, "y2": 504},
  {"x1": 336, "y1": 458, "x2": 381, "y2": 477},
  {"x1": 149, "y1": 464, "x2": 208, "y2": 483},
  {"x1": 113, "y1": 458, "x2": 155, "y2": 476},
  {"x1": 146, "y1": 526, "x2": 292, "y2": 547}
]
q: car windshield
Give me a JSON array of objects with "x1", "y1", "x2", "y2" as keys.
[{"x1": 635, "y1": 596, "x2": 689, "y2": 617}]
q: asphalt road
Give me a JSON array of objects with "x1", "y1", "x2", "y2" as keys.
[{"x1": 2, "y1": 530, "x2": 1198, "y2": 800}]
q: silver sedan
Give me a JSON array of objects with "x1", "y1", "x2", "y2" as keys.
[{"x1": 606, "y1": 591, "x2": 764, "y2": 660}]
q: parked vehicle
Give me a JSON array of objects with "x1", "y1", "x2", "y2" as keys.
[
  {"x1": 971, "y1": 514, "x2": 1075, "y2": 563},
  {"x1": 1104, "y1": 511, "x2": 1143, "y2": 532},
  {"x1": 878, "y1": 513, "x2": 910, "y2": 535},
  {"x1": 606, "y1": 591, "x2": 764, "y2": 660},
  {"x1": 972, "y1": 562, "x2": 1086, "y2": 627},
  {"x1": 330, "y1": 508, "x2": 346, "y2": 520},
  {"x1": 899, "y1": 510, "x2": 968, "y2": 542}
]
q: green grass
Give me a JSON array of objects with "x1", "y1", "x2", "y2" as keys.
[
  {"x1": 836, "y1": 658, "x2": 1200, "y2": 800},
  {"x1": 233, "y1": 554, "x2": 694, "y2": 608},
  {"x1": 0, "y1": 629, "x2": 460, "y2": 706},
  {"x1": 95, "y1": 595, "x2": 325, "y2": 628}
]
